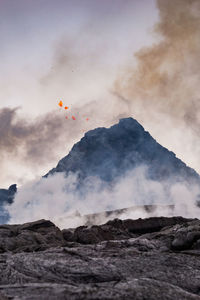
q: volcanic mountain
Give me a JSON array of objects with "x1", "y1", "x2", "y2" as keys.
[
  {"x1": 1, "y1": 117, "x2": 199, "y2": 224},
  {"x1": 1, "y1": 119, "x2": 200, "y2": 299},
  {"x1": 45, "y1": 117, "x2": 199, "y2": 184}
]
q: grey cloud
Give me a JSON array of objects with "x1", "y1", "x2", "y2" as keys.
[{"x1": 0, "y1": 107, "x2": 83, "y2": 166}]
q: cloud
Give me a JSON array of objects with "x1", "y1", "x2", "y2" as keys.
[{"x1": 6, "y1": 166, "x2": 200, "y2": 229}]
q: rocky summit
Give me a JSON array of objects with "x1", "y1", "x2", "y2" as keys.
[
  {"x1": 45, "y1": 117, "x2": 199, "y2": 184},
  {"x1": 0, "y1": 217, "x2": 200, "y2": 299}
]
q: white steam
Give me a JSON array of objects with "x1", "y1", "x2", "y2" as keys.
[{"x1": 6, "y1": 166, "x2": 200, "y2": 229}]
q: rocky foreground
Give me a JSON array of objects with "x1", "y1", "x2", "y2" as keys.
[{"x1": 0, "y1": 217, "x2": 200, "y2": 299}]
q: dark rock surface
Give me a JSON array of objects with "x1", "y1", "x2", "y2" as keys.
[
  {"x1": 45, "y1": 118, "x2": 199, "y2": 184},
  {"x1": 0, "y1": 219, "x2": 65, "y2": 253},
  {"x1": 1, "y1": 217, "x2": 200, "y2": 299},
  {"x1": 0, "y1": 185, "x2": 17, "y2": 206},
  {"x1": 0, "y1": 185, "x2": 17, "y2": 224}
]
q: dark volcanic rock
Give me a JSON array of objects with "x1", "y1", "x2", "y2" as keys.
[
  {"x1": 1, "y1": 217, "x2": 200, "y2": 299},
  {"x1": 121, "y1": 216, "x2": 191, "y2": 234},
  {"x1": 0, "y1": 219, "x2": 66, "y2": 253},
  {"x1": 0, "y1": 185, "x2": 17, "y2": 224},
  {"x1": 0, "y1": 185, "x2": 17, "y2": 206},
  {"x1": 64, "y1": 216, "x2": 191, "y2": 244},
  {"x1": 45, "y1": 117, "x2": 199, "y2": 184}
]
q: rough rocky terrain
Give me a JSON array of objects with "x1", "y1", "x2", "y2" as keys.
[{"x1": 0, "y1": 217, "x2": 200, "y2": 299}]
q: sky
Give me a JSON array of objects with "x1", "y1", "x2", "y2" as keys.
[
  {"x1": 0, "y1": 0, "x2": 158, "y2": 115},
  {"x1": 0, "y1": 0, "x2": 159, "y2": 187},
  {"x1": 1, "y1": 0, "x2": 200, "y2": 188}
]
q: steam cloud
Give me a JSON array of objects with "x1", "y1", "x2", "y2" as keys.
[{"x1": 7, "y1": 167, "x2": 200, "y2": 229}]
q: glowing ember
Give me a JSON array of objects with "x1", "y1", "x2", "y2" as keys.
[{"x1": 57, "y1": 101, "x2": 88, "y2": 122}]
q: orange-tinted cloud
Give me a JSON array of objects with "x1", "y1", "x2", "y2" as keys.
[{"x1": 115, "y1": 0, "x2": 200, "y2": 133}]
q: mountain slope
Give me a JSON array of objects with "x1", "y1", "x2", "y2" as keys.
[{"x1": 45, "y1": 117, "x2": 199, "y2": 184}]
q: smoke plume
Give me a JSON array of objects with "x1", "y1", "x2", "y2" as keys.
[{"x1": 115, "y1": 0, "x2": 200, "y2": 171}]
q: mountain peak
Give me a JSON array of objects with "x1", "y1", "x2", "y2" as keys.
[
  {"x1": 118, "y1": 117, "x2": 144, "y2": 129},
  {"x1": 45, "y1": 117, "x2": 199, "y2": 184}
]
